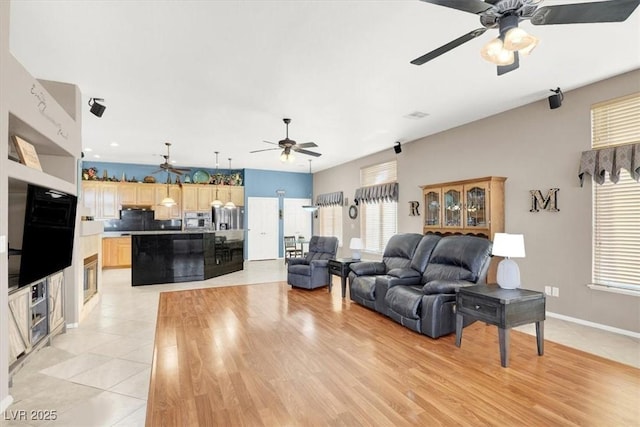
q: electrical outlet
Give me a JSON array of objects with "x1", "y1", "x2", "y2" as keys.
[
  {"x1": 544, "y1": 286, "x2": 552, "y2": 296},
  {"x1": 552, "y1": 287, "x2": 560, "y2": 297}
]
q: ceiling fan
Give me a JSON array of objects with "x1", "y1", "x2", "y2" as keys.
[
  {"x1": 411, "y1": 0, "x2": 640, "y2": 75},
  {"x1": 152, "y1": 142, "x2": 191, "y2": 175},
  {"x1": 250, "y1": 118, "x2": 322, "y2": 162}
]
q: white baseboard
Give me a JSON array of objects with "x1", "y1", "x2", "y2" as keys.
[
  {"x1": 547, "y1": 311, "x2": 640, "y2": 339},
  {"x1": 1, "y1": 395, "x2": 14, "y2": 413}
]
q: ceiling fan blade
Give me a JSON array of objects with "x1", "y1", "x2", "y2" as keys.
[
  {"x1": 531, "y1": 0, "x2": 640, "y2": 25},
  {"x1": 297, "y1": 142, "x2": 318, "y2": 148},
  {"x1": 497, "y1": 51, "x2": 519, "y2": 76},
  {"x1": 411, "y1": 28, "x2": 487, "y2": 65},
  {"x1": 151, "y1": 169, "x2": 164, "y2": 174},
  {"x1": 419, "y1": 0, "x2": 493, "y2": 15},
  {"x1": 262, "y1": 140, "x2": 280, "y2": 146},
  {"x1": 167, "y1": 169, "x2": 184, "y2": 175},
  {"x1": 250, "y1": 147, "x2": 281, "y2": 153},
  {"x1": 292, "y1": 148, "x2": 322, "y2": 157}
]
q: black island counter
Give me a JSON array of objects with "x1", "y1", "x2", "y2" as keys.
[{"x1": 131, "y1": 230, "x2": 244, "y2": 286}]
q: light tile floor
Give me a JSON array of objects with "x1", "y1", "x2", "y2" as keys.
[{"x1": 3, "y1": 260, "x2": 639, "y2": 426}]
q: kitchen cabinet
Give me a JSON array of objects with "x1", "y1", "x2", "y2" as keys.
[
  {"x1": 117, "y1": 183, "x2": 137, "y2": 207},
  {"x1": 136, "y1": 184, "x2": 156, "y2": 206},
  {"x1": 102, "y1": 236, "x2": 132, "y2": 268},
  {"x1": 197, "y1": 186, "x2": 214, "y2": 210},
  {"x1": 228, "y1": 186, "x2": 245, "y2": 206},
  {"x1": 82, "y1": 181, "x2": 119, "y2": 219},
  {"x1": 422, "y1": 176, "x2": 505, "y2": 239},
  {"x1": 182, "y1": 184, "x2": 216, "y2": 211}
]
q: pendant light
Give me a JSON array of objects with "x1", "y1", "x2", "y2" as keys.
[
  {"x1": 224, "y1": 158, "x2": 236, "y2": 209},
  {"x1": 302, "y1": 159, "x2": 318, "y2": 212},
  {"x1": 210, "y1": 151, "x2": 223, "y2": 207},
  {"x1": 160, "y1": 172, "x2": 176, "y2": 207}
]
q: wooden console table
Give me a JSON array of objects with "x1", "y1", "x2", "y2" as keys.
[{"x1": 455, "y1": 284, "x2": 545, "y2": 367}]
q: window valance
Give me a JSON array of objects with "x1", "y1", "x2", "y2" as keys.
[
  {"x1": 578, "y1": 143, "x2": 640, "y2": 186},
  {"x1": 354, "y1": 182, "x2": 398, "y2": 204},
  {"x1": 316, "y1": 191, "x2": 343, "y2": 207}
]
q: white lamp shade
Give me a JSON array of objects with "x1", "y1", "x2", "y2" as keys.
[
  {"x1": 492, "y1": 233, "x2": 525, "y2": 258},
  {"x1": 350, "y1": 237, "x2": 363, "y2": 260}
]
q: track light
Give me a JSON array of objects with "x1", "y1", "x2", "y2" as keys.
[
  {"x1": 548, "y1": 87, "x2": 564, "y2": 110},
  {"x1": 88, "y1": 98, "x2": 106, "y2": 117},
  {"x1": 394, "y1": 141, "x2": 402, "y2": 154}
]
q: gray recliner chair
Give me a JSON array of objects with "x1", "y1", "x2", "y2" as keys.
[{"x1": 287, "y1": 236, "x2": 339, "y2": 290}]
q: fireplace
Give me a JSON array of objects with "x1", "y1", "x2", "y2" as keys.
[{"x1": 83, "y1": 254, "x2": 98, "y2": 303}]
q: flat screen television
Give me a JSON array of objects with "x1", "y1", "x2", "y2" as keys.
[{"x1": 18, "y1": 184, "x2": 78, "y2": 287}]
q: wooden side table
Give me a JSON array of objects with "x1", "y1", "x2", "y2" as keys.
[
  {"x1": 328, "y1": 258, "x2": 360, "y2": 298},
  {"x1": 455, "y1": 284, "x2": 545, "y2": 367}
]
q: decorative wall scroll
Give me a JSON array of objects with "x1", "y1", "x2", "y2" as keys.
[
  {"x1": 409, "y1": 201, "x2": 420, "y2": 216},
  {"x1": 530, "y1": 188, "x2": 559, "y2": 212}
]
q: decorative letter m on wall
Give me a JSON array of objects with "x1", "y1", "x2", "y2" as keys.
[{"x1": 530, "y1": 189, "x2": 559, "y2": 212}]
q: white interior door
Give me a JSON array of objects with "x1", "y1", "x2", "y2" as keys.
[
  {"x1": 283, "y1": 198, "x2": 312, "y2": 240},
  {"x1": 247, "y1": 197, "x2": 279, "y2": 260}
]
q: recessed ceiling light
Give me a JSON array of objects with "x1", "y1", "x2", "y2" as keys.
[
  {"x1": 404, "y1": 111, "x2": 430, "y2": 119},
  {"x1": 93, "y1": 154, "x2": 101, "y2": 158},
  {"x1": 110, "y1": 142, "x2": 119, "y2": 147},
  {"x1": 84, "y1": 147, "x2": 93, "y2": 152}
]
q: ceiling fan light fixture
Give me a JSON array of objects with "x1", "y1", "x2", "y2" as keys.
[
  {"x1": 517, "y1": 36, "x2": 539, "y2": 56},
  {"x1": 503, "y1": 27, "x2": 538, "y2": 52},
  {"x1": 280, "y1": 150, "x2": 295, "y2": 162},
  {"x1": 480, "y1": 38, "x2": 514, "y2": 65}
]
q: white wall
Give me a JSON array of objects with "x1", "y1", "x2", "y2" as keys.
[{"x1": 315, "y1": 69, "x2": 640, "y2": 333}]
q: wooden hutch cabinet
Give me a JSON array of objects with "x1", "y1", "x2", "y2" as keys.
[{"x1": 422, "y1": 176, "x2": 506, "y2": 239}]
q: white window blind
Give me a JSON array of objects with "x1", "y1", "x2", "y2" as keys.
[
  {"x1": 591, "y1": 93, "x2": 640, "y2": 289},
  {"x1": 319, "y1": 205, "x2": 343, "y2": 246},
  {"x1": 360, "y1": 160, "x2": 397, "y2": 253}
]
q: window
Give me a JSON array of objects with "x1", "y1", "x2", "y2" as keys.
[
  {"x1": 360, "y1": 160, "x2": 397, "y2": 253},
  {"x1": 591, "y1": 93, "x2": 640, "y2": 290},
  {"x1": 318, "y1": 205, "x2": 343, "y2": 246}
]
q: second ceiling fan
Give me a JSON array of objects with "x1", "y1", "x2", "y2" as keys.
[
  {"x1": 411, "y1": 0, "x2": 640, "y2": 75},
  {"x1": 250, "y1": 118, "x2": 321, "y2": 162}
]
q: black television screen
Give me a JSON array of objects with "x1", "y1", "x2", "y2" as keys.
[{"x1": 18, "y1": 184, "x2": 78, "y2": 287}]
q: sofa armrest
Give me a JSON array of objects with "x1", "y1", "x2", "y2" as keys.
[
  {"x1": 310, "y1": 259, "x2": 329, "y2": 268},
  {"x1": 350, "y1": 261, "x2": 386, "y2": 276},
  {"x1": 288, "y1": 257, "x2": 308, "y2": 266},
  {"x1": 422, "y1": 279, "x2": 475, "y2": 295},
  {"x1": 387, "y1": 268, "x2": 421, "y2": 280}
]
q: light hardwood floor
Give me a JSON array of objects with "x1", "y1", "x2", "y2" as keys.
[{"x1": 146, "y1": 281, "x2": 640, "y2": 426}]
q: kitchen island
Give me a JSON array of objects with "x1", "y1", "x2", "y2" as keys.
[{"x1": 130, "y1": 230, "x2": 244, "y2": 286}]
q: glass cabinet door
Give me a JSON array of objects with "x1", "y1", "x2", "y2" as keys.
[
  {"x1": 443, "y1": 186, "x2": 462, "y2": 227},
  {"x1": 424, "y1": 190, "x2": 440, "y2": 227},
  {"x1": 465, "y1": 183, "x2": 488, "y2": 228}
]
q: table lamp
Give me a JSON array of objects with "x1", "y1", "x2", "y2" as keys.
[
  {"x1": 350, "y1": 238, "x2": 363, "y2": 261},
  {"x1": 492, "y1": 233, "x2": 526, "y2": 289}
]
